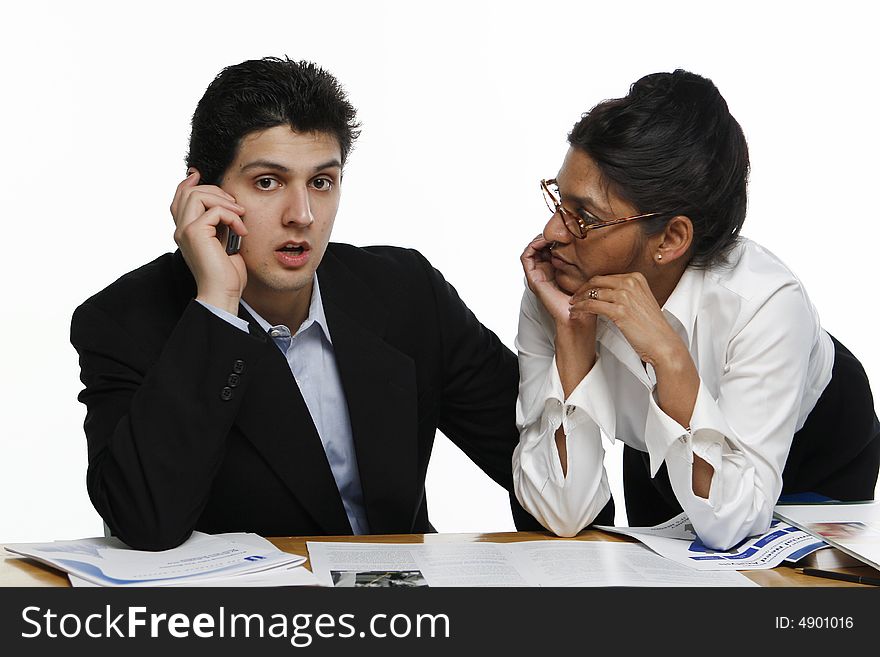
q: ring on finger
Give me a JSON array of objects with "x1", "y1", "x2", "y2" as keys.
[{"x1": 588, "y1": 288, "x2": 599, "y2": 300}]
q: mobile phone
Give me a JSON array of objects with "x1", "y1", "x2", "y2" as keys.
[{"x1": 226, "y1": 232, "x2": 242, "y2": 255}]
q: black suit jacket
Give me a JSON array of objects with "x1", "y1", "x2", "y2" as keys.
[{"x1": 71, "y1": 244, "x2": 539, "y2": 550}]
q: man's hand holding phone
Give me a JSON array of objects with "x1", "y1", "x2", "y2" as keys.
[{"x1": 171, "y1": 170, "x2": 248, "y2": 315}]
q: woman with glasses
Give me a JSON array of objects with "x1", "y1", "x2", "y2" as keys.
[{"x1": 512, "y1": 70, "x2": 879, "y2": 550}]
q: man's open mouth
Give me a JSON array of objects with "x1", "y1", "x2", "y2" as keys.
[{"x1": 278, "y1": 242, "x2": 308, "y2": 254}]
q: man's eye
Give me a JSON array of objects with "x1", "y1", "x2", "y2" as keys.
[
  {"x1": 256, "y1": 177, "x2": 279, "y2": 190},
  {"x1": 311, "y1": 177, "x2": 333, "y2": 191}
]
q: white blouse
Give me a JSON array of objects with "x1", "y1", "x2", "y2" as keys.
[{"x1": 512, "y1": 238, "x2": 834, "y2": 550}]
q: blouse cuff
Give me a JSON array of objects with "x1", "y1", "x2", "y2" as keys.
[
  {"x1": 688, "y1": 382, "x2": 731, "y2": 475},
  {"x1": 643, "y1": 393, "x2": 689, "y2": 477},
  {"x1": 643, "y1": 381, "x2": 728, "y2": 478},
  {"x1": 553, "y1": 355, "x2": 617, "y2": 440}
]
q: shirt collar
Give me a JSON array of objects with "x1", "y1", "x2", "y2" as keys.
[
  {"x1": 595, "y1": 265, "x2": 704, "y2": 358},
  {"x1": 659, "y1": 265, "x2": 704, "y2": 347},
  {"x1": 240, "y1": 274, "x2": 333, "y2": 344}
]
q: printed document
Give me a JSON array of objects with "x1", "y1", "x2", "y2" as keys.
[{"x1": 306, "y1": 540, "x2": 757, "y2": 587}]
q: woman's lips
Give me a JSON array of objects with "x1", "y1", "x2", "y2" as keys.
[{"x1": 550, "y1": 252, "x2": 574, "y2": 268}]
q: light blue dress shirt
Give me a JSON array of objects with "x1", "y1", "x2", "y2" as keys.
[{"x1": 197, "y1": 276, "x2": 370, "y2": 535}]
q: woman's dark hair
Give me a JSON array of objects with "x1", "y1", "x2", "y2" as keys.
[
  {"x1": 186, "y1": 57, "x2": 361, "y2": 185},
  {"x1": 569, "y1": 69, "x2": 749, "y2": 268}
]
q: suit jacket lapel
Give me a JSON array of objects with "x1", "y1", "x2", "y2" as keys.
[
  {"x1": 170, "y1": 249, "x2": 352, "y2": 534},
  {"x1": 232, "y1": 304, "x2": 354, "y2": 535},
  {"x1": 318, "y1": 249, "x2": 421, "y2": 534}
]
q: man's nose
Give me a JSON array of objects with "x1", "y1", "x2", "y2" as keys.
[{"x1": 283, "y1": 188, "x2": 314, "y2": 227}]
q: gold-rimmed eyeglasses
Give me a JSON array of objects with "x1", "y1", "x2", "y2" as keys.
[{"x1": 540, "y1": 178, "x2": 665, "y2": 239}]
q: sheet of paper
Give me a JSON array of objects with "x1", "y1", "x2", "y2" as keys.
[
  {"x1": 596, "y1": 514, "x2": 826, "y2": 570},
  {"x1": 4, "y1": 532, "x2": 305, "y2": 586},
  {"x1": 306, "y1": 543, "x2": 427, "y2": 587},
  {"x1": 412, "y1": 543, "x2": 532, "y2": 586},
  {"x1": 306, "y1": 540, "x2": 757, "y2": 587},
  {"x1": 504, "y1": 541, "x2": 756, "y2": 586}
]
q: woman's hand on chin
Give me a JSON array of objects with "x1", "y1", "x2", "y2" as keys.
[
  {"x1": 569, "y1": 272, "x2": 681, "y2": 367},
  {"x1": 521, "y1": 236, "x2": 574, "y2": 325}
]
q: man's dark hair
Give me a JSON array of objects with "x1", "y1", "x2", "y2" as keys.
[
  {"x1": 186, "y1": 56, "x2": 361, "y2": 185},
  {"x1": 568, "y1": 69, "x2": 750, "y2": 269}
]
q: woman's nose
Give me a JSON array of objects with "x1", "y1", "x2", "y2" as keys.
[{"x1": 543, "y1": 208, "x2": 571, "y2": 244}]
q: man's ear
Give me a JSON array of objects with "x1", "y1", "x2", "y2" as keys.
[{"x1": 655, "y1": 215, "x2": 693, "y2": 264}]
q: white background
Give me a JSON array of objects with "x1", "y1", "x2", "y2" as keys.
[{"x1": 1, "y1": 0, "x2": 877, "y2": 542}]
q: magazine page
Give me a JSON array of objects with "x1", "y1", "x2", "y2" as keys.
[
  {"x1": 596, "y1": 514, "x2": 826, "y2": 570},
  {"x1": 774, "y1": 503, "x2": 880, "y2": 570}
]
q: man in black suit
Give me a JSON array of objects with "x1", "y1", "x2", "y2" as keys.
[{"x1": 71, "y1": 57, "x2": 538, "y2": 551}]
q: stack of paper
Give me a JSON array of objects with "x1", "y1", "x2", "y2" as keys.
[{"x1": 5, "y1": 531, "x2": 320, "y2": 587}]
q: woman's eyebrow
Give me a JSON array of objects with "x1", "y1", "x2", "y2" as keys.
[{"x1": 561, "y1": 189, "x2": 610, "y2": 216}]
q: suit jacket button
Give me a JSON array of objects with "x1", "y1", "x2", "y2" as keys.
[
  {"x1": 220, "y1": 387, "x2": 234, "y2": 401},
  {"x1": 227, "y1": 373, "x2": 240, "y2": 387},
  {"x1": 233, "y1": 359, "x2": 245, "y2": 374}
]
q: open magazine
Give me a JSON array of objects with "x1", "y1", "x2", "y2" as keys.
[
  {"x1": 774, "y1": 502, "x2": 880, "y2": 571},
  {"x1": 595, "y1": 513, "x2": 827, "y2": 570}
]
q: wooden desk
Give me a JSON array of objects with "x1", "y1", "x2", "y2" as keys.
[{"x1": 2, "y1": 529, "x2": 875, "y2": 587}]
